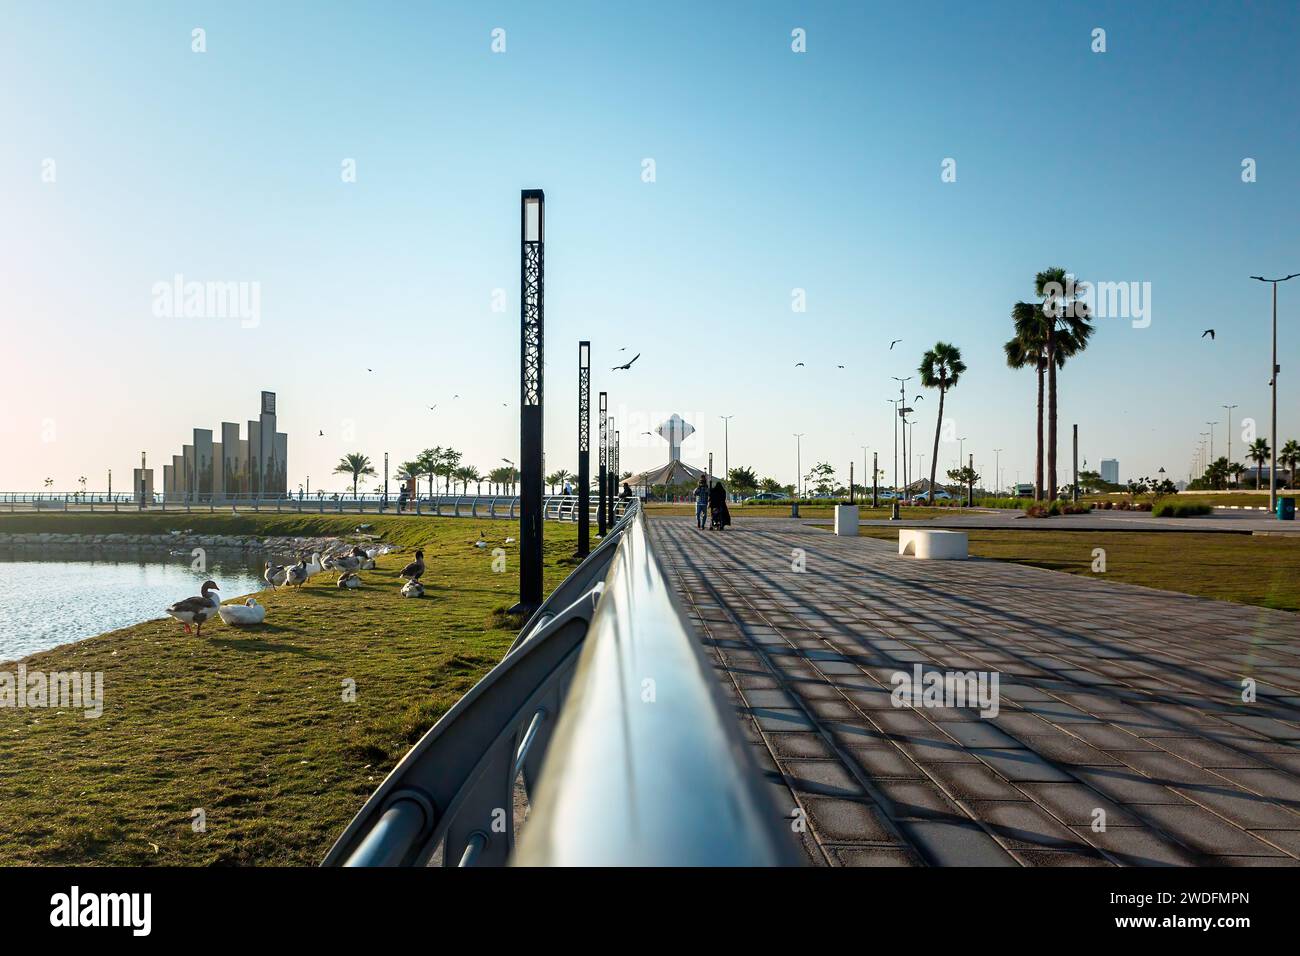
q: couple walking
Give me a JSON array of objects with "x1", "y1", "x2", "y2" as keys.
[{"x1": 693, "y1": 476, "x2": 732, "y2": 531}]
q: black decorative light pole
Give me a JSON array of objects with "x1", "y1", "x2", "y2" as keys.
[
  {"x1": 577, "y1": 341, "x2": 591, "y2": 557},
  {"x1": 515, "y1": 189, "x2": 545, "y2": 613},
  {"x1": 598, "y1": 391, "x2": 608, "y2": 536},
  {"x1": 607, "y1": 418, "x2": 616, "y2": 518},
  {"x1": 614, "y1": 429, "x2": 621, "y2": 503}
]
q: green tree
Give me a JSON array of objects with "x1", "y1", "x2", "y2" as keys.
[
  {"x1": 333, "y1": 453, "x2": 375, "y2": 497},
  {"x1": 1280, "y1": 440, "x2": 1300, "y2": 488},
  {"x1": 806, "y1": 462, "x2": 836, "y2": 496},
  {"x1": 488, "y1": 465, "x2": 515, "y2": 494},
  {"x1": 1247, "y1": 438, "x2": 1271, "y2": 489},
  {"x1": 1035, "y1": 268, "x2": 1095, "y2": 500},
  {"x1": 452, "y1": 465, "x2": 479, "y2": 494},
  {"x1": 758, "y1": 476, "x2": 782, "y2": 494},
  {"x1": 919, "y1": 341, "x2": 967, "y2": 506},
  {"x1": 727, "y1": 466, "x2": 758, "y2": 497},
  {"x1": 416, "y1": 447, "x2": 442, "y2": 499},
  {"x1": 545, "y1": 469, "x2": 573, "y2": 494}
]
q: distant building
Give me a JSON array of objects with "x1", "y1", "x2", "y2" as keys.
[
  {"x1": 165, "y1": 391, "x2": 287, "y2": 501},
  {"x1": 1100, "y1": 459, "x2": 1119, "y2": 485}
]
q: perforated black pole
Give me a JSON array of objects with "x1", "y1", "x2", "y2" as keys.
[
  {"x1": 577, "y1": 341, "x2": 591, "y2": 557},
  {"x1": 515, "y1": 189, "x2": 545, "y2": 614},
  {"x1": 598, "y1": 391, "x2": 608, "y2": 536}
]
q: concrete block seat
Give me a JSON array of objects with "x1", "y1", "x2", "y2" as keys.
[{"x1": 898, "y1": 528, "x2": 968, "y2": 560}]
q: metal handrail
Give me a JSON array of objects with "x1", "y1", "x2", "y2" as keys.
[
  {"x1": 322, "y1": 498, "x2": 798, "y2": 867},
  {"x1": 1, "y1": 491, "x2": 631, "y2": 522}
]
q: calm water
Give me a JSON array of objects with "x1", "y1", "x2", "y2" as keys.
[{"x1": 0, "y1": 549, "x2": 270, "y2": 662}]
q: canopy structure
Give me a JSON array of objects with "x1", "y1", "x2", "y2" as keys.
[
  {"x1": 626, "y1": 459, "x2": 709, "y2": 490},
  {"x1": 625, "y1": 414, "x2": 710, "y2": 493}
]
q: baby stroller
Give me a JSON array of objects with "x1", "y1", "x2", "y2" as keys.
[{"x1": 709, "y1": 498, "x2": 732, "y2": 531}]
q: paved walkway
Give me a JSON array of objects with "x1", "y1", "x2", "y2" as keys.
[{"x1": 649, "y1": 516, "x2": 1300, "y2": 866}]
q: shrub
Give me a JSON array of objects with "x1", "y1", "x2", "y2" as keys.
[{"x1": 1153, "y1": 501, "x2": 1213, "y2": 518}]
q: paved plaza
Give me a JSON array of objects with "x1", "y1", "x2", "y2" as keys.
[{"x1": 649, "y1": 516, "x2": 1300, "y2": 866}]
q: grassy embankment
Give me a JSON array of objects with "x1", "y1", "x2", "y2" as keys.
[
  {"x1": 0, "y1": 512, "x2": 579, "y2": 866},
  {"x1": 858, "y1": 527, "x2": 1300, "y2": 612}
]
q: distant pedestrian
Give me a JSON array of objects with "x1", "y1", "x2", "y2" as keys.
[
  {"x1": 621, "y1": 482, "x2": 632, "y2": 499},
  {"x1": 693, "y1": 476, "x2": 709, "y2": 529},
  {"x1": 563, "y1": 481, "x2": 572, "y2": 496},
  {"x1": 709, "y1": 480, "x2": 732, "y2": 530}
]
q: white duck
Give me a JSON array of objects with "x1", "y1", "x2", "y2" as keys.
[
  {"x1": 218, "y1": 598, "x2": 266, "y2": 627},
  {"x1": 400, "y1": 579, "x2": 425, "y2": 598},
  {"x1": 304, "y1": 552, "x2": 324, "y2": 579},
  {"x1": 166, "y1": 581, "x2": 221, "y2": 636},
  {"x1": 337, "y1": 570, "x2": 361, "y2": 589}
]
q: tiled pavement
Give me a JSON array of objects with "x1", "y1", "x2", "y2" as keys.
[{"x1": 648, "y1": 516, "x2": 1300, "y2": 866}]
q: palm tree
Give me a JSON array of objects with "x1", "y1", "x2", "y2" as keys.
[
  {"x1": 1005, "y1": 298, "x2": 1088, "y2": 500},
  {"x1": 1280, "y1": 440, "x2": 1300, "y2": 488},
  {"x1": 1247, "y1": 438, "x2": 1271, "y2": 489},
  {"x1": 545, "y1": 469, "x2": 572, "y2": 494},
  {"x1": 333, "y1": 453, "x2": 375, "y2": 497},
  {"x1": 416, "y1": 447, "x2": 442, "y2": 499},
  {"x1": 488, "y1": 465, "x2": 514, "y2": 495},
  {"x1": 452, "y1": 465, "x2": 478, "y2": 494},
  {"x1": 919, "y1": 342, "x2": 967, "y2": 503},
  {"x1": 1034, "y1": 268, "x2": 1094, "y2": 500}
]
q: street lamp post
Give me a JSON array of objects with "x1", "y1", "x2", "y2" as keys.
[
  {"x1": 793, "y1": 433, "x2": 804, "y2": 500},
  {"x1": 1251, "y1": 273, "x2": 1299, "y2": 513},
  {"x1": 1206, "y1": 421, "x2": 1218, "y2": 463},
  {"x1": 993, "y1": 449, "x2": 1003, "y2": 496},
  {"x1": 1222, "y1": 403, "x2": 1238, "y2": 486},
  {"x1": 720, "y1": 415, "x2": 733, "y2": 485},
  {"x1": 577, "y1": 342, "x2": 591, "y2": 557},
  {"x1": 515, "y1": 188, "x2": 546, "y2": 614}
]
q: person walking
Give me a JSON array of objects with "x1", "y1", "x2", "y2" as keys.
[
  {"x1": 709, "y1": 480, "x2": 732, "y2": 530},
  {"x1": 693, "y1": 475, "x2": 710, "y2": 529}
]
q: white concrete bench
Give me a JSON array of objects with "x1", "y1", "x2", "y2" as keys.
[
  {"x1": 899, "y1": 528, "x2": 968, "y2": 560},
  {"x1": 833, "y1": 504, "x2": 859, "y2": 536}
]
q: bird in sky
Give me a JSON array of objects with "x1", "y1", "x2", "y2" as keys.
[
  {"x1": 795, "y1": 362, "x2": 805, "y2": 367},
  {"x1": 318, "y1": 430, "x2": 324, "y2": 437},
  {"x1": 612, "y1": 353, "x2": 641, "y2": 371},
  {"x1": 889, "y1": 339, "x2": 902, "y2": 350},
  {"x1": 1201, "y1": 329, "x2": 1215, "y2": 339},
  {"x1": 837, "y1": 364, "x2": 846, "y2": 369},
  {"x1": 914, "y1": 395, "x2": 924, "y2": 402},
  {"x1": 453, "y1": 394, "x2": 459, "y2": 399},
  {"x1": 366, "y1": 368, "x2": 374, "y2": 372},
  {"x1": 428, "y1": 405, "x2": 437, "y2": 410}
]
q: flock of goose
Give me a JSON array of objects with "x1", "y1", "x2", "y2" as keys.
[{"x1": 163, "y1": 545, "x2": 428, "y2": 636}]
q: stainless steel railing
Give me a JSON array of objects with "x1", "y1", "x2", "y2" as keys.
[
  {"x1": 0, "y1": 492, "x2": 631, "y2": 522},
  {"x1": 321, "y1": 498, "x2": 798, "y2": 867}
]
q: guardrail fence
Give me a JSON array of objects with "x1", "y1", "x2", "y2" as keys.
[{"x1": 321, "y1": 498, "x2": 798, "y2": 867}]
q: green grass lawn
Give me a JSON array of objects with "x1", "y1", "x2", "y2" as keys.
[
  {"x1": 1084, "y1": 492, "x2": 1276, "y2": 509},
  {"x1": 0, "y1": 514, "x2": 579, "y2": 865},
  {"x1": 859, "y1": 527, "x2": 1300, "y2": 612}
]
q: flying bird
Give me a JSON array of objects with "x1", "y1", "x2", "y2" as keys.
[
  {"x1": 319, "y1": 430, "x2": 324, "y2": 437},
  {"x1": 795, "y1": 362, "x2": 805, "y2": 367},
  {"x1": 428, "y1": 405, "x2": 437, "y2": 410},
  {"x1": 889, "y1": 339, "x2": 902, "y2": 350},
  {"x1": 914, "y1": 395, "x2": 924, "y2": 402},
  {"x1": 837, "y1": 365, "x2": 846, "y2": 369},
  {"x1": 1201, "y1": 329, "x2": 1215, "y2": 340},
  {"x1": 612, "y1": 353, "x2": 641, "y2": 371}
]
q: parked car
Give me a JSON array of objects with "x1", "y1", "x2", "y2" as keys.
[
  {"x1": 744, "y1": 491, "x2": 789, "y2": 502},
  {"x1": 914, "y1": 489, "x2": 953, "y2": 502}
]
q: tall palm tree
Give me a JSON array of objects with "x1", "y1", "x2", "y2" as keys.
[
  {"x1": 919, "y1": 342, "x2": 967, "y2": 503},
  {"x1": 1280, "y1": 440, "x2": 1300, "y2": 489},
  {"x1": 333, "y1": 453, "x2": 375, "y2": 497},
  {"x1": 1034, "y1": 268, "x2": 1094, "y2": 500},
  {"x1": 1005, "y1": 304, "x2": 1049, "y2": 500},
  {"x1": 1247, "y1": 438, "x2": 1271, "y2": 489},
  {"x1": 416, "y1": 447, "x2": 442, "y2": 499}
]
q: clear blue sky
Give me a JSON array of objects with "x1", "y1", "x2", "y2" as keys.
[{"x1": 3, "y1": 1, "x2": 1298, "y2": 492}]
